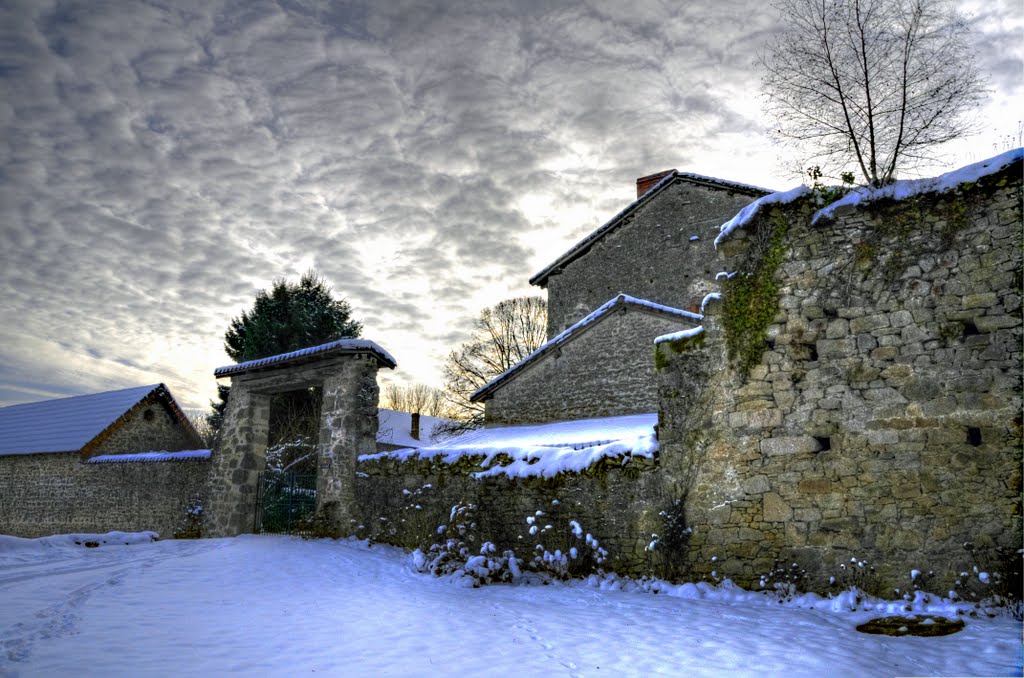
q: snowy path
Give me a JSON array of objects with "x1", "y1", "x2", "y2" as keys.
[{"x1": 0, "y1": 536, "x2": 1020, "y2": 677}]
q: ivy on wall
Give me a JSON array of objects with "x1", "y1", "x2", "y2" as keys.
[{"x1": 721, "y1": 210, "x2": 789, "y2": 377}]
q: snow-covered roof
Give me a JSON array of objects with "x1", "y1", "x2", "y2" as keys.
[
  {"x1": 0, "y1": 384, "x2": 196, "y2": 457},
  {"x1": 377, "y1": 409, "x2": 449, "y2": 448},
  {"x1": 530, "y1": 171, "x2": 772, "y2": 286},
  {"x1": 359, "y1": 412, "x2": 658, "y2": 479},
  {"x1": 214, "y1": 339, "x2": 397, "y2": 378},
  {"x1": 470, "y1": 294, "x2": 701, "y2": 402}
]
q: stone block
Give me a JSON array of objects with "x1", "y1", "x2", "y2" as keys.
[
  {"x1": 962, "y1": 292, "x2": 998, "y2": 309},
  {"x1": 850, "y1": 314, "x2": 890, "y2": 333},
  {"x1": 816, "y1": 338, "x2": 855, "y2": 359},
  {"x1": 798, "y1": 478, "x2": 831, "y2": 494},
  {"x1": 762, "y1": 492, "x2": 792, "y2": 522},
  {"x1": 825, "y1": 319, "x2": 849, "y2": 339},
  {"x1": 974, "y1": 315, "x2": 1019, "y2": 332},
  {"x1": 761, "y1": 436, "x2": 821, "y2": 456},
  {"x1": 743, "y1": 475, "x2": 771, "y2": 495}
]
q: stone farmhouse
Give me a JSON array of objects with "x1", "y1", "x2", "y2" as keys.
[
  {"x1": 470, "y1": 171, "x2": 770, "y2": 425},
  {"x1": 0, "y1": 384, "x2": 208, "y2": 538}
]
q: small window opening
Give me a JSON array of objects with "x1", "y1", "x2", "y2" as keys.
[
  {"x1": 962, "y1": 321, "x2": 980, "y2": 337},
  {"x1": 966, "y1": 427, "x2": 982, "y2": 447},
  {"x1": 808, "y1": 344, "x2": 819, "y2": 361},
  {"x1": 143, "y1": 409, "x2": 155, "y2": 422},
  {"x1": 814, "y1": 436, "x2": 832, "y2": 452}
]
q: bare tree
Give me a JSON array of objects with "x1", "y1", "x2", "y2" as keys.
[
  {"x1": 380, "y1": 383, "x2": 447, "y2": 417},
  {"x1": 761, "y1": 0, "x2": 987, "y2": 186},
  {"x1": 439, "y1": 296, "x2": 547, "y2": 434}
]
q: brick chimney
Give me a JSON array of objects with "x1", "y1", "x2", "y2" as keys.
[
  {"x1": 636, "y1": 169, "x2": 676, "y2": 198},
  {"x1": 411, "y1": 412, "x2": 420, "y2": 441}
]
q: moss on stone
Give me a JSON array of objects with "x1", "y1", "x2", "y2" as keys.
[{"x1": 722, "y1": 210, "x2": 789, "y2": 377}]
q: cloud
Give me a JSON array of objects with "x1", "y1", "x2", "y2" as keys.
[{"x1": 0, "y1": 0, "x2": 1019, "y2": 409}]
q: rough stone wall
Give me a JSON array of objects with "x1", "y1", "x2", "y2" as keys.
[
  {"x1": 92, "y1": 402, "x2": 199, "y2": 456},
  {"x1": 484, "y1": 309, "x2": 690, "y2": 425},
  {"x1": 542, "y1": 180, "x2": 762, "y2": 337},
  {"x1": 354, "y1": 453, "x2": 665, "y2": 576},
  {"x1": 658, "y1": 162, "x2": 1023, "y2": 597},
  {"x1": 0, "y1": 453, "x2": 209, "y2": 538},
  {"x1": 204, "y1": 356, "x2": 380, "y2": 537}
]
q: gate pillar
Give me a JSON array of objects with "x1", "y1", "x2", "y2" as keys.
[{"x1": 205, "y1": 340, "x2": 396, "y2": 538}]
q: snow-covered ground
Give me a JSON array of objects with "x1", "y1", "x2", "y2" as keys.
[{"x1": 1, "y1": 534, "x2": 1020, "y2": 677}]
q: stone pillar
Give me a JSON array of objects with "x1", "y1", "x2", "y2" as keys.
[
  {"x1": 204, "y1": 379, "x2": 271, "y2": 537},
  {"x1": 316, "y1": 357, "x2": 380, "y2": 535}
]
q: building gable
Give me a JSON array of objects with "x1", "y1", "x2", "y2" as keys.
[{"x1": 532, "y1": 173, "x2": 771, "y2": 338}]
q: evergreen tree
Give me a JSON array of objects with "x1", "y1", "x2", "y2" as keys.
[{"x1": 208, "y1": 271, "x2": 361, "y2": 456}]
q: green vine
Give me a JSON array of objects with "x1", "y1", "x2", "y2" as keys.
[{"x1": 722, "y1": 212, "x2": 788, "y2": 377}]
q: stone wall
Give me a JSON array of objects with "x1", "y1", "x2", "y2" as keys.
[
  {"x1": 92, "y1": 402, "x2": 199, "y2": 456},
  {"x1": 484, "y1": 308, "x2": 690, "y2": 425},
  {"x1": 541, "y1": 179, "x2": 763, "y2": 337},
  {"x1": 0, "y1": 452, "x2": 209, "y2": 538},
  {"x1": 205, "y1": 354, "x2": 381, "y2": 537},
  {"x1": 354, "y1": 452, "x2": 665, "y2": 576},
  {"x1": 657, "y1": 160, "x2": 1023, "y2": 597}
]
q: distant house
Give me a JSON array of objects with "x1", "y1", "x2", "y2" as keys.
[
  {"x1": 376, "y1": 409, "x2": 448, "y2": 451},
  {"x1": 0, "y1": 383, "x2": 203, "y2": 458},
  {"x1": 472, "y1": 170, "x2": 769, "y2": 425},
  {"x1": 0, "y1": 384, "x2": 209, "y2": 538}
]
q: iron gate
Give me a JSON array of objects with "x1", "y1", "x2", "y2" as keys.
[{"x1": 253, "y1": 471, "x2": 318, "y2": 534}]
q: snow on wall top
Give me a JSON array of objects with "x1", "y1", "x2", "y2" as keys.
[
  {"x1": 86, "y1": 449, "x2": 212, "y2": 463},
  {"x1": 0, "y1": 384, "x2": 162, "y2": 456},
  {"x1": 214, "y1": 339, "x2": 397, "y2": 377},
  {"x1": 359, "y1": 412, "x2": 658, "y2": 479},
  {"x1": 470, "y1": 294, "x2": 701, "y2": 402},
  {"x1": 812, "y1": 148, "x2": 1024, "y2": 224},
  {"x1": 713, "y1": 149, "x2": 1024, "y2": 248},
  {"x1": 377, "y1": 409, "x2": 450, "y2": 448},
  {"x1": 713, "y1": 185, "x2": 812, "y2": 248},
  {"x1": 530, "y1": 171, "x2": 772, "y2": 286}
]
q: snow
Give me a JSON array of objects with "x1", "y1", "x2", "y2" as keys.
[
  {"x1": 714, "y1": 185, "x2": 811, "y2": 248},
  {"x1": 813, "y1": 148, "x2": 1024, "y2": 224},
  {"x1": 213, "y1": 338, "x2": 397, "y2": 377},
  {"x1": 471, "y1": 294, "x2": 698, "y2": 401},
  {"x1": 0, "y1": 534, "x2": 1018, "y2": 676},
  {"x1": 86, "y1": 449, "x2": 211, "y2": 463},
  {"x1": 376, "y1": 409, "x2": 448, "y2": 448},
  {"x1": 701, "y1": 292, "x2": 722, "y2": 313},
  {"x1": 0, "y1": 384, "x2": 162, "y2": 456},
  {"x1": 655, "y1": 326, "x2": 704, "y2": 345},
  {"x1": 360, "y1": 413, "x2": 658, "y2": 479}
]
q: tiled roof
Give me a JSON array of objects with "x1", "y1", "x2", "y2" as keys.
[
  {"x1": 0, "y1": 385, "x2": 163, "y2": 456},
  {"x1": 214, "y1": 339, "x2": 397, "y2": 378},
  {"x1": 529, "y1": 171, "x2": 772, "y2": 287}
]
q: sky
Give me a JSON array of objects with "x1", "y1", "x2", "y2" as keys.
[{"x1": 1, "y1": 0, "x2": 1021, "y2": 412}]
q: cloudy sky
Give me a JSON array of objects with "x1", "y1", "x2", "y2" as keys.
[{"x1": 1, "y1": 0, "x2": 1020, "y2": 411}]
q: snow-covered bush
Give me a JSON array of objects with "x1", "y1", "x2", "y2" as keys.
[
  {"x1": 173, "y1": 495, "x2": 204, "y2": 539},
  {"x1": 411, "y1": 502, "x2": 611, "y2": 586}
]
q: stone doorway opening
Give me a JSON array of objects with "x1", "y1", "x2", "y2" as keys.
[{"x1": 204, "y1": 339, "x2": 396, "y2": 538}]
